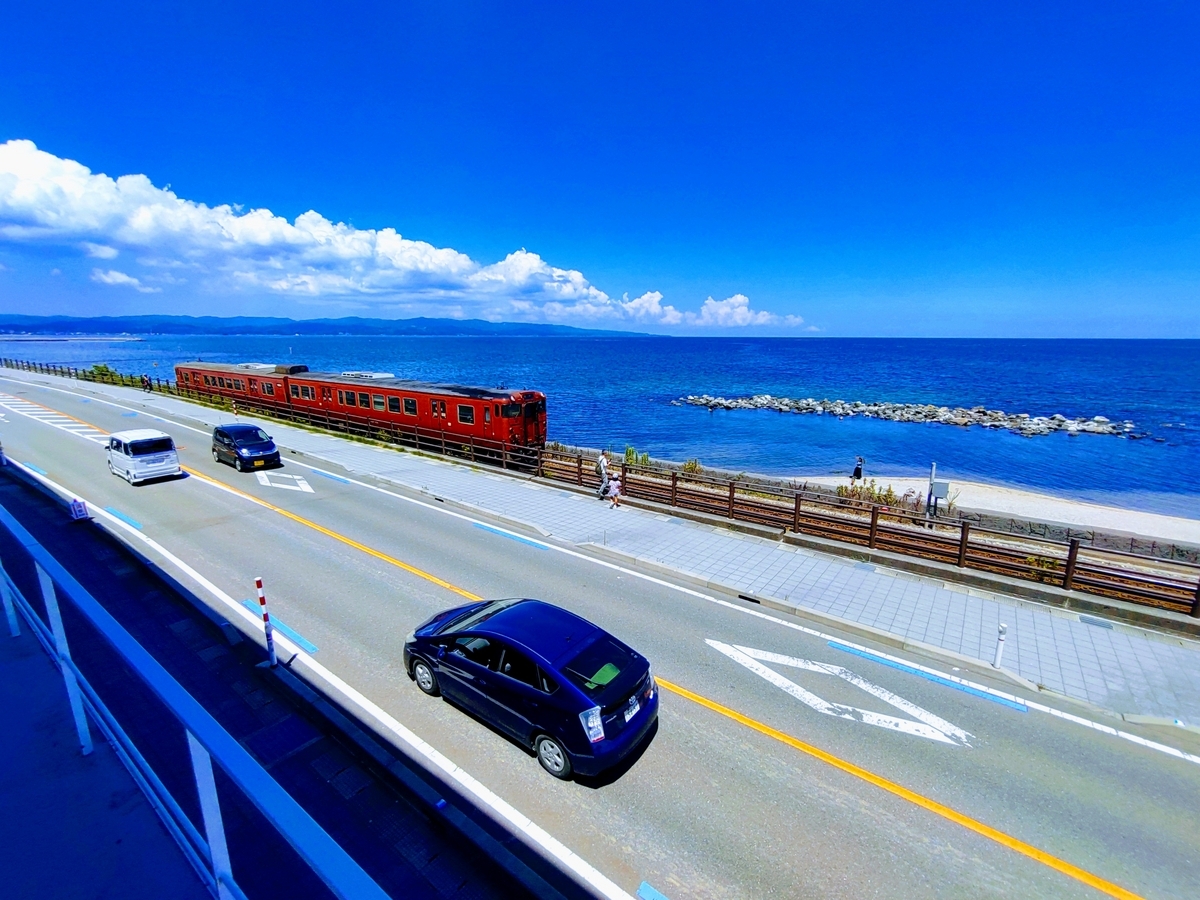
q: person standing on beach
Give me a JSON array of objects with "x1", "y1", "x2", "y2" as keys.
[
  {"x1": 851, "y1": 456, "x2": 864, "y2": 485},
  {"x1": 596, "y1": 450, "x2": 610, "y2": 498}
]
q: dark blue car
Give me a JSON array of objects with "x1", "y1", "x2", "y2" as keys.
[
  {"x1": 211, "y1": 423, "x2": 281, "y2": 471},
  {"x1": 403, "y1": 598, "x2": 658, "y2": 779}
]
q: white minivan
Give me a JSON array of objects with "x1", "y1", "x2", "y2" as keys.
[{"x1": 107, "y1": 429, "x2": 182, "y2": 485}]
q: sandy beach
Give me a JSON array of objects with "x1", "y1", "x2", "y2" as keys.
[{"x1": 798, "y1": 475, "x2": 1200, "y2": 545}]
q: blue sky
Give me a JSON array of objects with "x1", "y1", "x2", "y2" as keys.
[{"x1": 1, "y1": 2, "x2": 1198, "y2": 336}]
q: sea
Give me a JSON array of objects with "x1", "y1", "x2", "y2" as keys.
[{"x1": 3, "y1": 336, "x2": 1198, "y2": 519}]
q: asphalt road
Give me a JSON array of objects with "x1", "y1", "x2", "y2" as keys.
[{"x1": 2, "y1": 374, "x2": 1198, "y2": 900}]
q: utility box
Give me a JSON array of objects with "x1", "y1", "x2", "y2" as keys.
[{"x1": 931, "y1": 480, "x2": 950, "y2": 500}]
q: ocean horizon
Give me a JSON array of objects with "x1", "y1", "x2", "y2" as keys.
[{"x1": 4, "y1": 335, "x2": 1198, "y2": 520}]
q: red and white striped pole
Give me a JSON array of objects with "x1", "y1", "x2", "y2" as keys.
[{"x1": 255, "y1": 576, "x2": 277, "y2": 668}]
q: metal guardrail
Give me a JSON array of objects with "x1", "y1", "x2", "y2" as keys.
[
  {"x1": 0, "y1": 500, "x2": 391, "y2": 900},
  {"x1": 4, "y1": 357, "x2": 1199, "y2": 617}
]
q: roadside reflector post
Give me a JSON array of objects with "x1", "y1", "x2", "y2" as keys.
[
  {"x1": 992, "y1": 622, "x2": 1007, "y2": 669},
  {"x1": 255, "y1": 576, "x2": 278, "y2": 668},
  {"x1": 37, "y1": 563, "x2": 93, "y2": 755}
]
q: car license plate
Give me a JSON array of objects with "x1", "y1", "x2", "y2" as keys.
[
  {"x1": 624, "y1": 698, "x2": 640, "y2": 722},
  {"x1": 254, "y1": 460, "x2": 265, "y2": 467}
]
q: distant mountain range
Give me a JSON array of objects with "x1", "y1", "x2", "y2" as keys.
[{"x1": 0, "y1": 314, "x2": 645, "y2": 338}]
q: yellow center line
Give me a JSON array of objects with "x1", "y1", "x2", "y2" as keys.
[
  {"x1": 657, "y1": 678, "x2": 1143, "y2": 900},
  {"x1": 181, "y1": 465, "x2": 483, "y2": 603}
]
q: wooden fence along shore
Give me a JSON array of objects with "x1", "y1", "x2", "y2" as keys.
[{"x1": 5, "y1": 357, "x2": 1199, "y2": 619}]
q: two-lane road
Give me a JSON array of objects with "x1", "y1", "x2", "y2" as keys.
[{"x1": 2, "y1": 374, "x2": 1198, "y2": 899}]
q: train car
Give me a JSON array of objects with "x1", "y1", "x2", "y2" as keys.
[{"x1": 173, "y1": 361, "x2": 547, "y2": 448}]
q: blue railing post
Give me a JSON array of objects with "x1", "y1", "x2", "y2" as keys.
[{"x1": 36, "y1": 562, "x2": 93, "y2": 755}]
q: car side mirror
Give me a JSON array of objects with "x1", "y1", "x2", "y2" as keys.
[{"x1": 436, "y1": 645, "x2": 446, "y2": 658}]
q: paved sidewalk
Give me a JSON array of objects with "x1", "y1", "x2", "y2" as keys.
[{"x1": 10, "y1": 371, "x2": 1200, "y2": 725}]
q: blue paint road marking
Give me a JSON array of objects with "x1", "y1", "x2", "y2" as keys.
[
  {"x1": 828, "y1": 641, "x2": 1028, "y2": 712},
  {"x1": 241, "y1": 600, "x2": 319, "y2": 653},
  {"x1": 22, "y1": 462, "x2": 48, "y2": 475},
  {"x1": 472, "y1": 522, "x2": 547, "y2": 549},
  {"x1": 637, "y1": 883, "x2": 670, "y2": 900},
  {"x1": 103, "y1": 507, "x2": 143, "y2": 530},
  {"x1": 312, "y1": 469, "x2": 351, "y2": 484},
  {"x1": 121, "y1": 412, "x2": 138, "y2": 417}
]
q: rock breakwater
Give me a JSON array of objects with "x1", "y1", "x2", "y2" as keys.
[{"x1": 674, "y1": 394, "x2": 1139, "y2": 438}]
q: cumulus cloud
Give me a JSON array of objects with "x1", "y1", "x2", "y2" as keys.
[
  {"x1": 91, "y1": 268, "x2": 161, "y2": 293},
  {"x1": 81, "y1": 241, "x2": 118, "y2": 259},
  {"x1": 0, "y1": 139, "x2": 802, "y2": 328}
]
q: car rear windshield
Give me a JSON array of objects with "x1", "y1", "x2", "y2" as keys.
[
  {"x1": 231, "y1": 428, "x2": 270, "y2": 445},
  {"x1": 128, "y1": 438, "x2": 174, "y2": 456},
  {"x1": 561, "y1": 638, "x2": 637, "y2": 700}
]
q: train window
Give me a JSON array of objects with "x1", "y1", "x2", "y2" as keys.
[
  {"x1": 357, "y1": 392, "x2": 370, "y2": 407},
  {"x1": 181, "y1": 372, "x2": 189, "y2": 383},
  {"x1": 321, "y1": 387, "x2": 332, "y2": 401},
  {"x1": 233, "y1": 379, "x2": 244, "y2": 391},
  {"x1": 203, "y1": 375, "x2": 211, "y2": 386},
  {"x1": 302, "y1": 385, "x2": 316, "y2": 400},
  {"x1": 500, "y1": 403, "x2": 521, "y2": 418},
  {"x1": 524, "y1": 400, "x2": 544, "y2": 417},
  {"x1": 483, "y1": 407, "x2": 491, "y2": 424},
  {"x1": 290, "y1": 384, "x2": 300, "y2": 398},
  {"x1": 457, "y1": 404, "x2": 475, "y2": 425},
  {"x1": 494, "y1": 404, "x2": 499, "y2": 417},
  {"x1": 388, "y1": 396, "x2": 401, "y2": 413},
  {"x1": 217, "y1": 377, "x2": 226, "y2": 388},
  {"x1": 403, "y1": 397, "x2": 417, "y2": 416},
  {"x1": 373, "y1": 394, "x2": 385, "y2": 411},
  {"x1": 337, "y1": 390, "x2": 346, "y2": 405},
  {"x1": 248, "y1": 379, "x2": 257, "y2": 392},
  {"x1": 262, "y1": 383, "x2": 275, "y2": 396},
  {"x1": 431, "y1": 399, "x2": 438, "y2": 417}
]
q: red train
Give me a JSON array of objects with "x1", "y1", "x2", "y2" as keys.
[{"x1": 174, "y1": 361, "x2": 547, "y2": 448}]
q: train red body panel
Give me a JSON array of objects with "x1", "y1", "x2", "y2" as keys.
[{"x1": 174, "y1": 361, "x2": 547, "y2": 447}]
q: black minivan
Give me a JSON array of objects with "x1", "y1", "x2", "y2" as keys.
[
  {"x1": 404, "y1": 599, "x2": 658, "y2": 779},
  {"x1": 211, "y1": 423, "x2": 281, "y2": 471}
]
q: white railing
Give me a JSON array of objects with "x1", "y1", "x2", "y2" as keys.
[{"x1": 0, "y1": 501, "x2": 390, "y2": 900}]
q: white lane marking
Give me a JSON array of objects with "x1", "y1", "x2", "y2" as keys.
[
  {"x1": 8, "y1": 459, "x2": 636, "y2": 900},
  {"x1": 0, "y1": 392, "x2": 110, "y2": 444},
  {"x1": 255, "y1": 472, "x2": 314, "y2": 493},
  {"x1": 708, "y1": 640, "x2": 967, "y2": 746},
  {"x1": 10, "y1": 376, "x2": 1200, "y2": 769}
]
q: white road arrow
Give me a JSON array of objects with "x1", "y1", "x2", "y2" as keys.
[{"x1": 708, "y1": 639, "x2": 972, "y2": 746}]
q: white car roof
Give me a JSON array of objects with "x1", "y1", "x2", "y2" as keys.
[{"x1": 109, "y1": 429, "x2": 174, "y2": 442}]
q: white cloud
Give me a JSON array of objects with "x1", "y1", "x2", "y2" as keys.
[
  {"x1": 81, "y1": 241, "x2": 118, "y2": 259},
  {"x1": 91, "y1": 268, "x2": 161, "y2": 293},
  {"x1": 0, "y1": 139, "x2": 803, "y2": 328}
]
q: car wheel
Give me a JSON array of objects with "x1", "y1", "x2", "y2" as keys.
[
  {"x1": 212, "y1": 448, "x2": 220, "y2": 463},
  {"x1": 412, "y1": 659, "x2": 440, "y2": 696},
  {"x1": 535, "y1": 734, "x2": 572, "y2": 779},
  {"x1": 107, "y1": 460, "x2": 115, "y2": 475},
  {"x1": 125, "y1": 469, "x2": 134, "y2": 485},
  {"x1": 234, "y1": 457, "x2": 244, "y2": 472}
]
